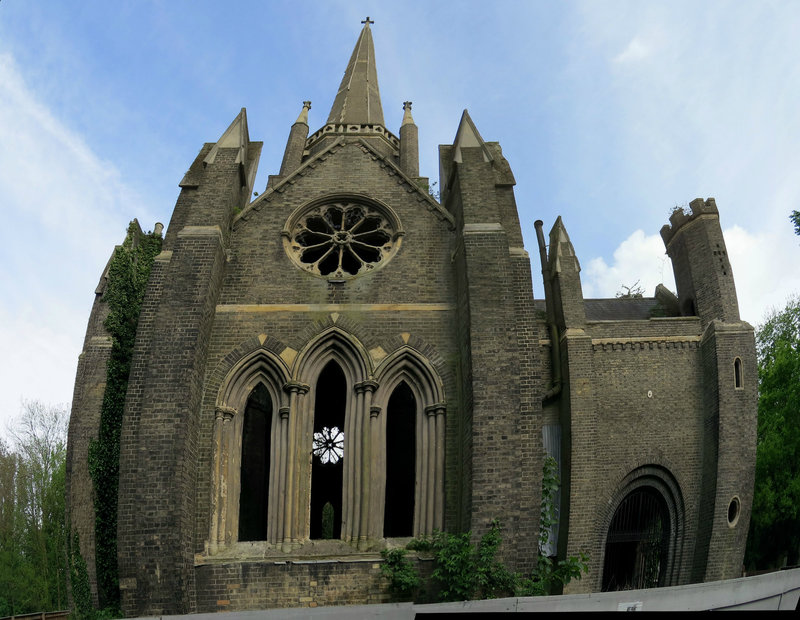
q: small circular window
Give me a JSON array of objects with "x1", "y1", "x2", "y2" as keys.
[
  {"x1": 727, "y1": 496, "x2": 741, "y2": 527},
  {"x1": 283, "y1": 197, "x2": 403, "y2": 279}
]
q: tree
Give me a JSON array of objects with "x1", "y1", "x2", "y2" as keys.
[
  {"x1": 616, "y1": 280, "x2": 645, "y2": 299},
  {"x1": 792, "y1": 210, "x2": 799, "y2": 237},
  {"x1": 746, "y1": 296, "x2": 800, "y2": 569},
  {"x1": 0, "y1": 401, "x2": 69, "y2": 615}
]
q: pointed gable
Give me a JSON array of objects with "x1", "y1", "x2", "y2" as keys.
[{"x1": 451, "y1": 109, "x2": 493, "y2": 164}]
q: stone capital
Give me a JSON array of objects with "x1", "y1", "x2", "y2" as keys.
[
  {"x1": 354, "y1": 379, "x2": 379, "y2": 394},
  {"x1": 215, "y1": 405, "x2": 237, "y2": 421},
  {"x1": 283, "y1": 381, "x2": 310, "y2": 395},
  {"x1": 425, "y1": 403, "x2": 446, "y2": 417}
]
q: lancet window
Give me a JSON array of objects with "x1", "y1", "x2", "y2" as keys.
[{"x1": 209, "y1": 330, "x2": 445, "y2": 553}]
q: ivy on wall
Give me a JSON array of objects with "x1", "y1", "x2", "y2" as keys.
[{"x1": 88, "y1": 222, "x2": 162, "y2": 610}]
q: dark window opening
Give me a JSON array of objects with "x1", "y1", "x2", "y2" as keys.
[
  {"x1": 602, "y1": 487, "x2": 670, "y2": 591},
  {"x1": 734, "y1": 358, "x2": 743, "y2": 389},
  {"x1": 384, "y1": 382, "x2": 416, "y2": 537},
  {"x1": 239, "y1": 383, "x2": 272, "y2": 541},
  {"x1": 310, "y1": 361, "x2": 346, "y2": 539}
]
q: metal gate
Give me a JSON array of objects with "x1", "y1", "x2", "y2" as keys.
[{"x1": 602, "y1": 486, "x2": 670, "y2": 591}]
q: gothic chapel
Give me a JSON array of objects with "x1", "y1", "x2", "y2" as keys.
[{"x1": 66, "y1": 19, "x2": 757, "y2": 615}]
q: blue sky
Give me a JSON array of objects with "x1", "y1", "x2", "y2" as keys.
[{"x1": 1, "y1": 0, "x2": 799, "y2": 431}]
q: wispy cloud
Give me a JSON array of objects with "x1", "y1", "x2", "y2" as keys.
[{"x1": 0, "y1": 53, "x2": 148, "y2": 429}]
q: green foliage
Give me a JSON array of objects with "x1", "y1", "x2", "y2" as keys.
[
  {"x1": 88, "y1": 222, "x2": 162, "y2": 609},
  {"x1": 746, "y1": 295, "x2": 800, "y2": 569},
  {"x1": 380, "y1": 548, "x2": 422, "y2": 598},
  {"x1": 68, "y1": 532, "x2": 94, "y2": 620},
  {"x1": 426, "y1": 520, "x2": 516, "y2": 602},
  {"x1": 321, "y1": 502, "x2": 335, "y2": 540},
  {"x1": 792, "y1": 210, "x2": 800, "y2": 237},
  {"x1": 0, "y1": 402, "x2": 69, "y2": 615},
  {"x1": 380, "y1": 457, "x2": 588, "y2": 602}
]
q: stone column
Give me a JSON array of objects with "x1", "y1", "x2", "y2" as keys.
[{"x1": 355, "y1": 380, "x2": 378, "y2": 546}]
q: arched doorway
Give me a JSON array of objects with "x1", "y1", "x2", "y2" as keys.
[{"x1": 602, "y1": 486, "x2": 670, "y2": 591}]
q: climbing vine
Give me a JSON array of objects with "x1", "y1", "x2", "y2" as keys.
[{"x1": 88, "y1": 222, "x2": 161, "y2": 610}]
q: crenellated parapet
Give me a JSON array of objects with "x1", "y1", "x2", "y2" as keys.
[{"x1": 660, "y1": 197, "x2": 719, "y2": 246}]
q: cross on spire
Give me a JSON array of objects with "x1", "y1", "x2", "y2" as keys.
[{"x1": 361, "y1": 16, "x2": 374, "y2": 26}]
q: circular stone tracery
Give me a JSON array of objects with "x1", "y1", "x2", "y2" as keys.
[{"x1": 284, "y1": 200, "x2": 402, "y2": 278}]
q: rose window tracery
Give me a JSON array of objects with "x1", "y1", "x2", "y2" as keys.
[
  {"x1": 313, "y1": 426, "x2": 344, "y2": 465},
  {"x1": 284, "y1": 200, "x2": 401, "y2": 278}
]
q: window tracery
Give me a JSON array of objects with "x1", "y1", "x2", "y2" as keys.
[{"x1": 283, "y1": 197, "x2": 403, "y2": 279}]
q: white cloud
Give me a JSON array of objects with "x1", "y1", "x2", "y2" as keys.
[
  {"x1": 613, "y1": 36, "x2": 651, "y2": 64},
  {"x1": 0, "y1": 53, "x2": 146, "y2": 431},
  {"x1": 582, "y1": 224, "x2": 800, "y2": 326},
  {"x1": 583, "y1": 229, "x2": 674, "y2": 299}
]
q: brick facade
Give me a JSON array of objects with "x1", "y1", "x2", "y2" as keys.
[{"x1": 66, "y1": 22, "x2": 756, "y2": 615}]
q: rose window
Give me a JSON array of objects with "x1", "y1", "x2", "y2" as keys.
[
  {"x1": 284, "y1": 200, "x2": 401, "y2": 279},
  {"x1": 313, "y1": 426, "x2": 344, "y2": 465}
]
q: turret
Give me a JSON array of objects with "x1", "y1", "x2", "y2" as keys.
[
  {"x1": 660, "y1": 197, "x2": 740, "y2": 326},
  {"x1": 278, "y1": 101, "x2": 311, "y2": 177},
  {"x1": 399, "y1": 101, "x2": 419, "y2": 177}
]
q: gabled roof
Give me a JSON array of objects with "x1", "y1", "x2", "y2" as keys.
[{"x1": 235, "y1": 137, "x2": 453, "y2": 229}]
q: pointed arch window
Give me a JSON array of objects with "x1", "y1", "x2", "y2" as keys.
[
  {"x1": 384, "y1": 381, "x2": 416, "y2": 537},
  {"x1": 239, "y1": 383, "x2": 273, "y2": 541},
  {"x1": 310, "y1": 361, "x2": 346, "y2": 539}
]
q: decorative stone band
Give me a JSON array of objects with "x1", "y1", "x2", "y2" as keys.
[
  {"x1": 305, "y1": 123, "x2": 400, "y2": 151},
  {"x1": 591, "y1": 335, "x2": 702, "y2": 352}
]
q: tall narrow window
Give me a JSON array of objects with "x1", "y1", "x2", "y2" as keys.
[
  {"x1": 310, "y1": 361, "x2": 346, "y2": 539},
  {"x1": 734, "y1": 358, "x2": 743, "y2": 389},
  {"x1": 384, "y1": 381, "x2": 416, "y2": 537},
  {"x1": 239, "y1": 383, "x2": 272, "y2": 541}
]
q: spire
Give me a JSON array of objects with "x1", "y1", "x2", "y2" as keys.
[
  {"x1": 327, "y1": 17, "x2": 385, "y2": 126},
  {"x1": 279, "y1": 101, "x2": 311, "y2": 176}
]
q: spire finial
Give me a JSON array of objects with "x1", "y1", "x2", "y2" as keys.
[
  {"x1": 295, "y1": 101, "x2": 311, "y2": 125},
  {"x1": 361, "y1": 16, "x2": 374, "y2": 26},
  {"x1": 402, "y1": 101, "x2": 415, "y2": 126}
]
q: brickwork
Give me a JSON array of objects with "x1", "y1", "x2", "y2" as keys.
[
  {"x1": 66, "y1": 24, "x2": 756, "y2": 616},
  {"x1": 194, "y1": 556, "x2": 434, "y2": 612},
  {"x1": 65, "y1": 271, "x2": 113, "y2": 607}
]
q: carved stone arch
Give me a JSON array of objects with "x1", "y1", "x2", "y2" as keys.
[
  {"x1": 209, "y1": 348, "x2": 291, "y2": 551},
  {"x1": 293, "y1": 325, "x2": 372, "y2": 385},
  {"x1": 597, "y1": 465, "x2": 686, "y2": 592},
  {"x1": 373, "y1": 346, "x2": 446, "y2": 538},
  {"x1": 217, "y1": 348, "x2": 292, "y2": 413},
  {"x1": 374, "y1": 345, "x2": 445, "y2": 404}
]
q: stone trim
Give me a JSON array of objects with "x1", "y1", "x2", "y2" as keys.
[{"x1": 217, "y1": 303, "x2": 455, "y2": 313}]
